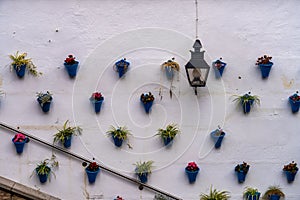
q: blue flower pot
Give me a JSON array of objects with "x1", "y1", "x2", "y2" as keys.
[
  {"x1": 163, "y1": 137, "x2": 173, "y2": 146},
  {"x1": 14, "y1": 64, "x2": 26, "y2": 78},
  {"x1": 165, "y1": 66, "x2": 174, "y2": 80},
  {"x1": 85, "y1": 168, "x2": 100, "y2": 184},
  {"x1": 64, "y1": 61, "x2": 79, "y2": 78},
  {"x1": 259, "y1": 62, "x2": 273, "y2": 78},
  {"x1": 112, "y1": 136, "x2": 123, "y2": 147},
  {"x1": 117, "y1": 65, "x2": 126, "y2": 78},
  {"x1": 36, "y1": 167, "x2": 50, "y2": 184},
  {"x1": 210, "y1": 130, "x2": 225, "y2": 149},
  {"x1": 242, "y1": 100, "x2": 254, "y2": 114},
  {"x1": 245, "y1": 192, "x2": 260, "y2": 200},
  {"x1": 289, "y1": 97, "x2": 300, "y2": 113},
  {"x1": 142, "y1": 101, "x2": 153, "y2": 113},
  {"x1": 63, "y1": 136, "x2": 72, "y2": 148},
  {"x1": 213, "y1": 61, "x2": 226, "y2": 78},
  {"x1": 93, "y1": 100, "x2": 103, "y2": 113},
  {"x1": 37, "y1": 97, "x2": 52, "y2": 113},
  {"x1": 137, "y1": 173, "x2": 148, "y2": 183},
  {"x1": 269, "y1": 195, "x2": 280, "y2": 200},
  {"x1": 236, "y1": 171, "x2": 247, "y2": 183},
  {"x1": 285, "y1": 171, "x2": 297, "y2": 183},
  {"x1": 185, "y1": 168, "x2": 199, "y2": 183},
  {"x1": 12, "y1": 138, "x2": 27, "y2": 154},
  {"x1": 115, "y1": 59, "x2": 130, "y2": 78}
]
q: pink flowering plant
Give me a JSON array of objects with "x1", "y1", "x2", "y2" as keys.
[
  {"x1": 186, "y1": 161, "x2": 199, "y2": 172},
  {"x1": 12, "y1": 133, "x2": 28, "y2": 143},
  {"x1": 90, "y1": 92, "x2": 104, "y2": 102}
]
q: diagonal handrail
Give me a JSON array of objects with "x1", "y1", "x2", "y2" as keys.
[{"x1": 0, "y1": 122, "x2": 182, "y2": 200}]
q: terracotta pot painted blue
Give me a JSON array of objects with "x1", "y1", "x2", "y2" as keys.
[
  {"x1": 85, "y1": 168, "x2": 100, "y2": 184},
  {"x1": 236, "y1": 171, "x2": 247, "y2": 183},
  {"x1": 210, "y1": 130, "x2": 225, "y2": 149},
  {"x1": 269, "y1": 195, "x2": 280, "y2": 200},
  {"x1": 289, "y1": 97, "x2": 300, "y2": 113},
  {"x1": 285, "y1": 171, "x2": 297, "y2": 183},
  {"x1": 63, "y1": 136, "x2": 72, "y2": 148},
  {"x1": 213, "y1": 61, "x2": 227, "y2": 78},
  {"x1": 112, "y1": 136, "x2": 123, "y2": 147},
  {"x1": 36, "y1": 167, "x2": 50, "y2": 184},
  {"x1": 245, "y1": 192, "x2": 260, "y2": 200},
  {"x1": 259, "y1": 62, "x2": 273, "y2": 78},
  {"x1": 163, "y1": 137, "x2": 173, "y2": 146},
  {"x1": 165, "y1": 66, "x2": 174, "y2": 80},
  {"x1": 185, "y1": 168, "x2": 199, "y2": 183},
  {"x1": 242, "y1": 100, "x2": 254, "y2": 114},
  {"x1": 14, "y1": 64, "x2": 26, "y2": 78},
  {"x1": 115, "y1": 59, "x2": 130, "y2": 78},
  {"x1": 37, "y1": 98, "x2": 52, "y2": 113},
  {"x1": 142, "y1": 101, "x2": 153, "y2": 113},
  {"x1": 117, "y1": 66, "x2": 126, "y2": 78},
  {"x1": 93, "y1": 99, "x2": 103, "y2": 113},
  {"x1": 64, "y1": 61, "x2": 79, "y2": 78},
  {"x1": 12, "y1": 138, "x2": 28, "y2": 154},
  {"x1": 137, "y1": 173, "x2": 148, "y2": 183}
]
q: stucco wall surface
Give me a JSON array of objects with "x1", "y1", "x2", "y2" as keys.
[{"x1": 0, "y1": 0, "x2": 300, "y2": 199}]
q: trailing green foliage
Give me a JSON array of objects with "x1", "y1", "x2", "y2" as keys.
[
  {"x1": 53, "y1": 120, "x2": 82, "y2": 144},
  {"x1": 134, "y1": 160, "x2": 154, "y2": 175},
  {"x1": 200, "y1": 186, "x2": 230, "y2": 200},
  {"x1": 32, "y1": 154, "x2": 59, "y2": 182},
  {"x1": 156, "y1": 123, "x2": 180, "y2": 139},
  {"x1": 107, "y1": 125, "x2": 131, "y2": 140},
  {"x1": 262, "y1": 186, "x2": 285, "y2": 199},
  {"x1": 243, "y1": 187, "x2": 260, "y2": 200},
  {"x1": 36, "y1": 91, "x2": 52, "y2": 106},
  {"x1": 9, "y1": 51, "x2": 42, "y2": 76}
]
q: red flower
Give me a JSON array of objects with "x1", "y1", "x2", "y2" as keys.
[
  {"x1": 87, "y1": 162, "x2": 100, "y2": 171},
  {"x1": 186, "y1": 161, "x2": 199, "y2": 172},
  {"x1": 64, "y1": 55, "x2": 76, "y2": 65},
  {"x1": 90, "y1": 92, "x2": 103, "y2": 101}
]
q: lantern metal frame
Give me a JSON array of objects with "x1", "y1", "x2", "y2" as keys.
[{"x1": 185, "y1": 39, "x2": 210, "y2": 95}]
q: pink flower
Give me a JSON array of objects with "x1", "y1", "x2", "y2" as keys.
[{"x1": 13, "y1": 133, "x2": 26, "y2": 142}]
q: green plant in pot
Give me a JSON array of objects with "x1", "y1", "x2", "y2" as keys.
[
  {"x1": 107, "y1": 125, "x2": 131, "y2": 148},
  {"x1": 33, "y1": 154, "x2": 58, "y2": 184},
  {"x1": 53, "y1": 120, "x2": 82, "y2": 148},
  {"x1": 200, "y1": 186, "x2": 230, "y2": 200},
  {"x1": 9, "y1": 51, "x2": 42, "y2": 78},
  {"x1": 243, "y1": 187, "x2": 261, "y2": 200},
  {"x1": 262, "y1": 186, "x2": 285, "y2": 200},
  {"x1": 134, "y1": 160, "x2": 154, "y2": 183},
  {"x1": 233, "y1": 92, "x2": 260, "y2": 114},
  {"x1": 36, "y1": 91, "x2": 53, "y2": 113},
  {"x1": 156, "y1": 123, "x2": 180, "y2": 146}
]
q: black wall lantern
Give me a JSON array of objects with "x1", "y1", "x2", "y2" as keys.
[{"x1": 185, "y1": 39, "x2": 210, "y2": 95}]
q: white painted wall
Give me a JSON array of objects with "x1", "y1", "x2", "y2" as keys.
[{"x1": 0, "y1": 0, "x2": 300, "y2": 199}]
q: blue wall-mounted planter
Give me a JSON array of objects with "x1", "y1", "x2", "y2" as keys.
[
  {"x1": 64, "y1": 61, "x2": 79, "y2": 78},
  {"x1": 259, "y1": 62, "x2": 273, "y2": 78}
]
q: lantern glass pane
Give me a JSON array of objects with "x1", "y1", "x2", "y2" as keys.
[{"x1": 187, "y1": 68, "x2": 208, "y2": 86}]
